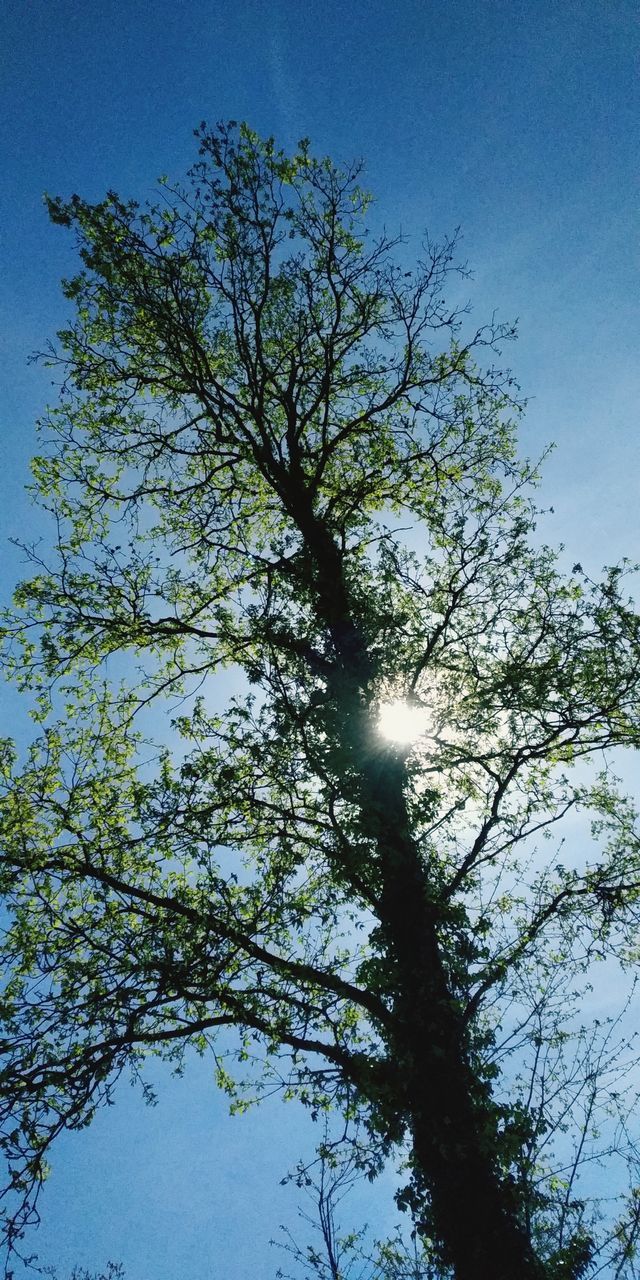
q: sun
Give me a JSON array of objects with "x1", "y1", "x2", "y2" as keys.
[{"x1": 377, "y1": 699, "x2": 430, "y2": 746}]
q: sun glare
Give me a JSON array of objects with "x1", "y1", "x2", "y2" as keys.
[{"x1": 378, "y1": 700, "x2": 430, "y2": 746}]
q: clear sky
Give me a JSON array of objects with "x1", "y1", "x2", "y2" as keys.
[{"x1": 0, "y1": 1, "x2": 638, "y2": 1276}]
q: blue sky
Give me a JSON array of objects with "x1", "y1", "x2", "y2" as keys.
[{"x1": 1, "y1": 1, "x2": 638, "y2": 1275}]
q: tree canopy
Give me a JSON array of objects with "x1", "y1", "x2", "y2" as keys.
[{"x1": 1, "y1": 122, "x2": 640, "y2": 1280}]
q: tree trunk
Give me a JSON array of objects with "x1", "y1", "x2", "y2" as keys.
[
  {"x1": 288, "y1": 482, "x2": 547, "y2": 1280},
  {"x1": 363, "y1": 756, "x2": 547, "y2": 1280}
]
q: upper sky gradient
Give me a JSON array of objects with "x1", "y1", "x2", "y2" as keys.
[{"x1": 1, "y1": 1, "x2": 638, "y2": 1276}]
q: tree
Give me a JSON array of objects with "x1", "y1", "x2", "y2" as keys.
[
  {"x1": 41, "y1": 1267, "x2": 124, "y2": 1280},
  {"x1": 274, "y1": 1126, "x2": 438, "y2": 1280},
  {"x1": 1, "y1": 122, "x2": 640, "y2": 1280}
]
